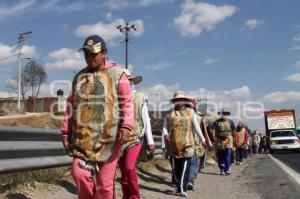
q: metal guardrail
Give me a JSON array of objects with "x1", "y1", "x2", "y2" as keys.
[
  {"x1": 0, "y1": 126, "x2": 164, "y2": 174},
  {"x1": 0, "y1": 126, "x2": 72, "y2": 174}
]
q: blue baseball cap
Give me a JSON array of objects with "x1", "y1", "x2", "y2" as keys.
[{"x1": 79, "y1": 35, "x2": 107, "y2": 53}]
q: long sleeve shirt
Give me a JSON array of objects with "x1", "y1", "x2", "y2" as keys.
[
  {"x1": 141, "y1": 102, "x2": 154, "y2": 145},
  {"x1": 61, "y1": 61, "x2": 134, "y2": 134},
  {"x1": 162, "y1": 111, "x2": 205, "y2": 148},
  {"x1": 200, "y1": 118, "x2": 212, "y2": 146}
]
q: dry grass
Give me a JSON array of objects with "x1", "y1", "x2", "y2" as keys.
[
  {"x1": 0, "y1": 114, "x2": 63, "y2": 129},
  {"x1": 0, "y1": 167, "x2": 69, "y2": 198},
  {"x1": 138, "y1": 159, "x2": 169, "y2": 173}
]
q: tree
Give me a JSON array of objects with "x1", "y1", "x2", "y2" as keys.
[
  {"x1": 5, "y1": 60, "x2": 47, "y2": 112},
  {"x1": 23, "y1": 60, "x2": 47, "y2": 98}
]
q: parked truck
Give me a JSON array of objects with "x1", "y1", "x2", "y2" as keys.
[{"x1": 264, "y1": 109, "x2": 300, "y2": 153}]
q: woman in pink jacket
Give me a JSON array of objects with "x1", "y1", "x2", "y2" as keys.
[{"x1": 61, "y1": 35, "x2": 134, "y2": 199}]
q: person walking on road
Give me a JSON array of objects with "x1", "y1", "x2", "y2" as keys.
[
  {"x1": 252, "y1": 130, "x2": 260, "y2": 155},
  {"x1": 61, "y1": 35, "x2": 134, "y2": 199},
  {"x1": 234, "y1": 122, "x2": 249, "y2": 165},
  {"x1": 211, "y1": 108, "x2": 235, "y2": 175},
  {"x1": 163, "y1": 91, "x2": 205, "y2": 197},
  {"x1": 197, "y1": 112, "x2": 213, "y2": 172},
  {"x1": 119, "y1": 70, "x2": 156, "y2": 199},
  {"x1": 259, "y1": 135, "x2": 268, "y2": 153},
  {"x1": 187, "y1": 110, "x2": 208, "y2": 191}
]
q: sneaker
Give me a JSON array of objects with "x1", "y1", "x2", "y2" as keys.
[
  {"x1": 180, "y1": 192, "x2": 188, "y2": 197},
  {"x1": 226, "y1": 170, "x2": 231, "y2": 175},
  {"x1": 240, "y1": 162, "x2": 243, "y2": 165},
  {"x1": 186, "y1": 183, "x2": 194, "y2": 191},
  {"x1": 236, "y1": 162, "x2": 240, "y2": 165},
  {"x1": 220, "y1": 171, "x2": 225, "y2": 175}
]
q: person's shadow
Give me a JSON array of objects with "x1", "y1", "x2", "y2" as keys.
[
  {"x1": 200, "y1": 171, "x2": 220, "y2": 176},
  {"x1": 6, "y1": 193, "x2": 31, "y2": 199},
  {"x1": 56, "y1": 180, "x2": 77, "y2": 195},
  {"x1": 139, "y1": 185, "x2": 179, "y2": 197},
  {"x1": 155, "y1": 164, "x2": 171, "y2": 174},
  {"x1": 137, "y1": 167, "x2": 172, "y2": 187}
]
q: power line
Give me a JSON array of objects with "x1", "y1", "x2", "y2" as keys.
[
  {"x1": 131, "y1": 38, "x2": 293, "y2": 52},
  {"x1": 0, "y1": 54, "x2": 18, "y2": 63},
  {"x1": 129, "y1": 38, "x2": 291, "y2": 65}
]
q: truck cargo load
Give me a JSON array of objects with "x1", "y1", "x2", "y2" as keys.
[{"x1": 264, "y1": 109, "x2": 300, "y2": 153}]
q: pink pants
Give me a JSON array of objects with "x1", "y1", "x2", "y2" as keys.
[
  {"x1": 72, "y1": 139, "x2": 122, "y2": 199},
  {"x1": 119, "y1": 143, "x2": 143, "y2": 199}
]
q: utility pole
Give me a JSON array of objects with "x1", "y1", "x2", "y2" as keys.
[
  {"x1": 117, "y1": 22, "x2": 136, "y2": 69},
  {"x1": 17, "y1": 31, "x2": 32, "y2": 111}
]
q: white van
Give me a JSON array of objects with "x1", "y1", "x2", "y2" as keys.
[{"x1": 269, "y1": 130, "x2": 300, "y2": 153}]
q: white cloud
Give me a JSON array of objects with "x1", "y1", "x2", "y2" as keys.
[
  {"x1": 139, "y1": 83, "x2": 180, "y2": 103},
  {"x1": 140, "y1": 83, "x2": 251, "y2": 104},
  {"x1": 4, "y1": 78, "x2": 18, "y2": 96},
  {"x1": 139, "y1": 84, "x2": 255, "y2": 120},
  {"x1": 228, "y1": 86, "x2": 251, "y2": 99},
  {"x1": 45, "y1": 48, "x2": 85, "y2": 70},
  {"x1": 0, "y1": 43, "x2": 17, "y2": 65},
  {"x1": 0, "y1": 0, "x2": 35, "y2": 19},
  {"x1": 42, "y1": 0, "x2": 87, "y2": 12},
  {"x1": 0, "y1": 43, "x2": 37, "y2": 66},
  {"x1": 39, "y1": 83, "x2": 66, "y2": 97},
  {"x1": 284, "y1": 73, "x2": 300, "y2": 82},
  {"x1": 75, "y1": 18, "x2": 144, "y2": 41},
  {"x1": 293, "y1": 36, "x2": 300, "y2": 41},
  {"x1": 139, "y1": 0, "x2": 173, "y2": 7},
  {"x1": 262, "y1": 91, "x2": 300, "y2": 103},
  {"x1": 174, "y1": 0, "x2": 236, "y2": 37},
  {"x1": 5, "y1": 78, "x2": 18, "y2": 89},
  {"x1": 0, "y1": 91, "x2": 17, "y2": 98},
  {"x1": 204, "y1": 58, "x2": 218, "y2": 64},
  {"x1": 290, "y1": 46, "x2": 300, "y2": 50},
  {"x1": 241, "y1": 18, "x2": 264, "y2": 30},
  {"x1": 105, "y1": 12, "x2": 113, "y2": 21},
  {"x1": 102, "y1": 0, "x2": 130, "y2": 10},
  {"x1": 21, "y1": 45, "x2": 37, "y2": 58},
  {"x1": 102, "y1": 0, "x2": 173, "y2": 9},
  {"x1": 150, "y1": 62, "x2": 173, "y2": 70}
]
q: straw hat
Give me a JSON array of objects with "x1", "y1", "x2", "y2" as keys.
[
  {"x1": 217, "y1": 108, "x2": 231, "y2": 116},
  {"x1": 170, "y1": 91, "x2": 194, "y2": 103},
  {"x1": 124, "y1": 69, "x2": 142, "y2": 85}
]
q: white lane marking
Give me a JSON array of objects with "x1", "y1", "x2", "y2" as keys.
[{"x1": 268, "y1": 154, "x2": 300, "y2": 186}]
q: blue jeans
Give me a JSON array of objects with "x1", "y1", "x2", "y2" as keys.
[
  {"x1": 217, "y1": 148, "x2": 232, "y2": 172},
  {"x1": 188, "y1": 155, "x2": 200, "y2": 184},
  {"x1": 236, "y1": 148, "x2": 244, "y2": 163},
  {"x1": 252, "y1": 145, "x2": 258, "y2": 155}
]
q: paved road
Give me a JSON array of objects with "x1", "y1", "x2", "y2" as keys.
[
  {"x1": 272, "y1": 152, "x2": 300, "y2": 173},
  {"x1": 11, "y1": 154, "x2": 300, "y2": 199},
  {"x1": 243, "y1": 154, "x2": 300, "y2": 199}
]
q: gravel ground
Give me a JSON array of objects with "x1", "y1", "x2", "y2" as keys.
[{"x1": 4, "y1": 154, "x2": 299, "y2": 199}]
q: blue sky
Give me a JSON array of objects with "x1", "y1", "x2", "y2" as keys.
[{"x1": 1, "y1": 0, "x2": 300, "y2": 131}]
